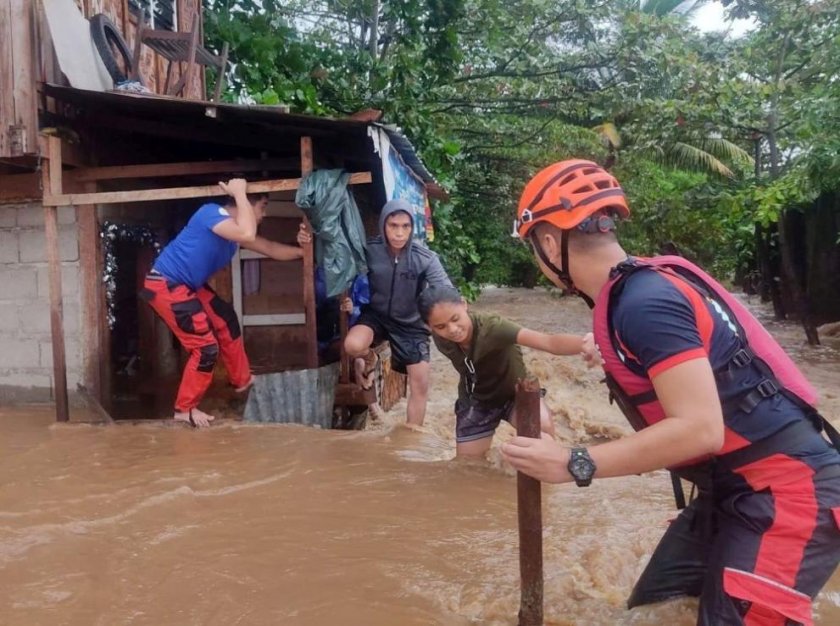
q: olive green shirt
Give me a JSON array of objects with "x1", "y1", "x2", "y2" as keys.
[{"x1": 433, "y1": 312, "x2": 525, "y2": 407}]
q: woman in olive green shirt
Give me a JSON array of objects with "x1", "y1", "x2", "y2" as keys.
[{"x1": 418, "y1": 284, "x2": 586, "y2": 458}]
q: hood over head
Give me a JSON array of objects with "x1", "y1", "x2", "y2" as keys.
[{"x1": 379, "y1": 198, "x2": 415, "y2": 241}]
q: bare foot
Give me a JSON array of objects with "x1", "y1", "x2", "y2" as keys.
[
  {"x1": 234, "y1": 375, "x2": 255, "y2": 393},
  {"x1": 368, "y1": 402, "x2": 385, "y2": 421},
  {"x1": 174, "y1": 408, "x2": 216, "y2": 428},
  {"x1": 354, "y1": 356, "x2": 375, "y2": 390}
]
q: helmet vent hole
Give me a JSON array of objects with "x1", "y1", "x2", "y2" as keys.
[
  {"x1": 595, "y1": 180, "x2": 611, "y2": 189},
  {"x1": 559, "y1": 174, "x2": 577, "y2": 186}
]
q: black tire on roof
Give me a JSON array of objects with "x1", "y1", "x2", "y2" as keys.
[{"x1": 89, "y1": 13, "x2": 136, "y2": 85}]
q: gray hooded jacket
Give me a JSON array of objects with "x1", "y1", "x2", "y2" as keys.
[{"x1": 366, "y1": 199, "x2": 452, "y2": 328}]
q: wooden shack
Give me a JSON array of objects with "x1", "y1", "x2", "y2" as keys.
[{"x1": 0, "y1": 0, "x2": 443, "y2": 422}]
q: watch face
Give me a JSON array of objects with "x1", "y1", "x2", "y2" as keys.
[{"x1": 570, "y1": 456, "x2": 595, "y2": 480}]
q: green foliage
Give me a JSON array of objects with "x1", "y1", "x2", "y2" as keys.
[{"x1": 202, "y1": 0, "x2": 840, "y2": 291}]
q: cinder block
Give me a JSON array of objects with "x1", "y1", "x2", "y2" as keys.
[
  {"x1": 0, "y1": 267, "x2": 38, "y2": 300},
  {"x1": 63, "y1": 301, "x2": 80, "y2": 334},
  {"x1": 59, "y1": 225, "x2": 79, "y2": 261},
  {"x1": 0, "y1": 371, "x2": 52, "y2": 389},
  {"x1": 0, "y1": 302, "x2": 18, "y2": 332},
  {"x1": 0, "y1": 230, "x2": 18, "y2": 263},
  {"x1": 37, "y1": 264, "x2": 81, "y2": 299},
  {"x1": 2, "y1": 338, "x2": 41, "y2": 368},
  {"x1": 0, "y1": 206, "x2": 15, "y2": 227},
  {"x1": 16, "y1": 207, "x2": 44, "y2": 227},
  {"x1": 18, "y1": 225, "x2": 79, "y2": 263},
  {"x1": 40, "y1": 336, "x2": 81, "y2": 370},
  {"x1": 58, "y1": 206, "x2": 77, "y2": 225},
  {"x1": 19, "y1": 304, "x2": 51, "y2": 334},
  {"x1": 17, "y1": 229, "x2": 46, "y2": 262}
]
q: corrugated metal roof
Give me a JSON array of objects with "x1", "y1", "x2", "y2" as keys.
[{"x1": 44, "y1": 85, "x2": 439, "y2": 188}]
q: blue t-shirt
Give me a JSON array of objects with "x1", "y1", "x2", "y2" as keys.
[
  {"x1": 154, "y1": 203, "x2": 237, "y2": 290},
  {"x1": 611, "y1": 268, "x2": 837, "y2": 471}
]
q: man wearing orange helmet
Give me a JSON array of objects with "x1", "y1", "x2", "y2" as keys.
[{"x1": 501, "y1": 160, "x2": 840, "y2": 625}]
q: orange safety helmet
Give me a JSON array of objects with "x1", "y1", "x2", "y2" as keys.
[{"x1": 515, "y1": 160, "x2": 629, "y2": 239}]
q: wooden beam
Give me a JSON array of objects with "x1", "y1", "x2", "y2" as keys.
[
  {"x1": 515, "y1": 376, "x2": 544, "y2": 626},
  {"x1": 68, "y1": 158, "x2": 301, "y2": 183},
  {"x1": 43, "y1": 172, "x2": 373, "y2": 206},
  {"x1": 40, "y1": 136, "x2": 69, "y2": 423},
  {"x1": 301, "y1": 137, "x2": 313, "y2": 176},
  {"x1": 77, "y1": 199, "x2": 101, "y2": 400},
  {"x1": 300, "y1": 136, "x2": 318, "y2": 369},
  {"x1": 242, "y1": 313, "x2": 306, "y2": 326}
]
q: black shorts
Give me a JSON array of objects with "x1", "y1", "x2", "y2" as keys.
[
  {"x1": 356, "y1": 306, "x2": 430, "y2": 374},
  {"x1": 454, "y1": 397, "x2": 515, "y2": 443}
]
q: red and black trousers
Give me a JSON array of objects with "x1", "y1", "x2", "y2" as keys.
[
  {"x1": 141, "y1": 273, "x2": 251, "y2": 412},
  {"x1": 628, "y1": 447, "x2": 840, "y2": 625}
]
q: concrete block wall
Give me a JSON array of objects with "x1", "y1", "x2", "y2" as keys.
[{"x1": 0, "y1": 202, "x2": 82, "y2": 402}]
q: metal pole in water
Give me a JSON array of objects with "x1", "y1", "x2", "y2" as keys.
[{"x1": 515, "y1": 376, "x2": 544, "y2": 626}]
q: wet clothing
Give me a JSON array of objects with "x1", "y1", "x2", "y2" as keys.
[
  {"x1": 356, "y1": 306, "x2": 430, "y2": 374},
  {"x1": 141, "y1": 275, "x2": 250, "y2": 412},
  {"x1": 630, "y1": 463, "x2": 840, "y2": 626},
  {"x1": 434, "y1": 313, "x2": 525, "y2": 442},
  {"x1": 358, "y1": 201, "x2": 451, "y2": 373},
  {"x1": 596, "y1": 258, "x2": 840, "y2": 625},
  {"x1": 153, "y1": 203, "x2": 237, "y2": 290},
  {"x1": 365, "y1": 201, "x2": 452, "y2": 329},
  {"x1": 434, "y1": 313, "x2": 525, "y2": 406},
  {"x1": 612, "y1": 269, "x2": 836, "y2": 459},
  {"x1": 144, "y1": 203, "x2": 248, "y2": 411},
  {"x1": 454, "y1": 397, "x2": 516, "y2": 442}
]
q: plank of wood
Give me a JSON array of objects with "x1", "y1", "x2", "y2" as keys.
[
  {"x1": 43, "y1": 172, "x2": 373, "y2": 206},
  {"x1": 10, "y1": 0, "x2": 35, "y2": 156},
  {"x1": 515, "y1": 376, "x2": 544, "y2": 626},
  {"x1": 300, "y1": 136, "x2": 313, "y2": 175},
  {"x1": 77, "y1": 196, "x2": 101, "y2": 400},
  {"x1": 48, "y1": 137, "x2": 62, "y2": 195},
  {"x1": 0, "y1": 0, "x2": 14, "y2": 157},
  {"x1": 68, "y1": 158, "x2": 301, "y2": 182},
  {"x1": 242, "y1": 313, "x2": 306, "y2": 326},
  {"x1": 40, "y1": 137, "x2": 69, "y2": 423},
  {"x1": 300, "y1": 136, "x2": 318, "y2": 368}
]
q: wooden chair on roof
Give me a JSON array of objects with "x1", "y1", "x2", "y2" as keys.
[{"x1": 131, "y1": 12, "x2": 229, "y2": 102}]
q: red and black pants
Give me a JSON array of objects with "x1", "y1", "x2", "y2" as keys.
[
  {"x1": 141, "y1": 274, "x2": 250, "y2": 412},
  {"x1": 628, "y1": 453, "x2": 840, "y2": 625}
]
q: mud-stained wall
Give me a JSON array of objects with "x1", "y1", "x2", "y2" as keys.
[{"x1": 0, "y1": 202, "x2": 83, "y2": 402}]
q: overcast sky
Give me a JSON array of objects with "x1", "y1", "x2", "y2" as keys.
[{"x1": 691, "y1": 2, "x2": 755, "y2": 37}]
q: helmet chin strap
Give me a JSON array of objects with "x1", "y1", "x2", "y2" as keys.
[{"x1": 529, "y1": 230, "x2": 595, "y2": 309}]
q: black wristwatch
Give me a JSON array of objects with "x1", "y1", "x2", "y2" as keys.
[{"x1": 567, "y1": 447, "x2": 596, "y2": 487}]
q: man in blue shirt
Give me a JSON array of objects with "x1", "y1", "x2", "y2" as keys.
[{"x1": 142, "y1": 178, "x2": 310, "y2": 427}]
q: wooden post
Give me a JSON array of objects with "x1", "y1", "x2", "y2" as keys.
[
  {"x1": 514, "y1": 376, "x2": 544, "y2": 626},
  {"x1": 40, "y1": 136, "x2": 69, "y2": 422},
  {"x1": 300, "y1": 136, "x2": 318, "y2": 369},
  {"x1": 77, "y1": 182, "x2": 102, "y2": 402}
]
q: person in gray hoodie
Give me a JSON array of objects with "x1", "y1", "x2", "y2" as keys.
[{"x1": 343, "y1": 198, "x2": 453, "y2": 426}]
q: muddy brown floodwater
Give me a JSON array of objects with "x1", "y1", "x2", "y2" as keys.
[{"x1": 2, "y1": 288, "x2": 839, "y2": 625}]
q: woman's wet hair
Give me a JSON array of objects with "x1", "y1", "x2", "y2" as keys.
[{"x1": 418, "y1": 284, "x2": 464, "y2": 322}]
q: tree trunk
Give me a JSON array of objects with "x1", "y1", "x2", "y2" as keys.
[{"x1": 778, "y1": 210, "x2": 820, "y2": 345}]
